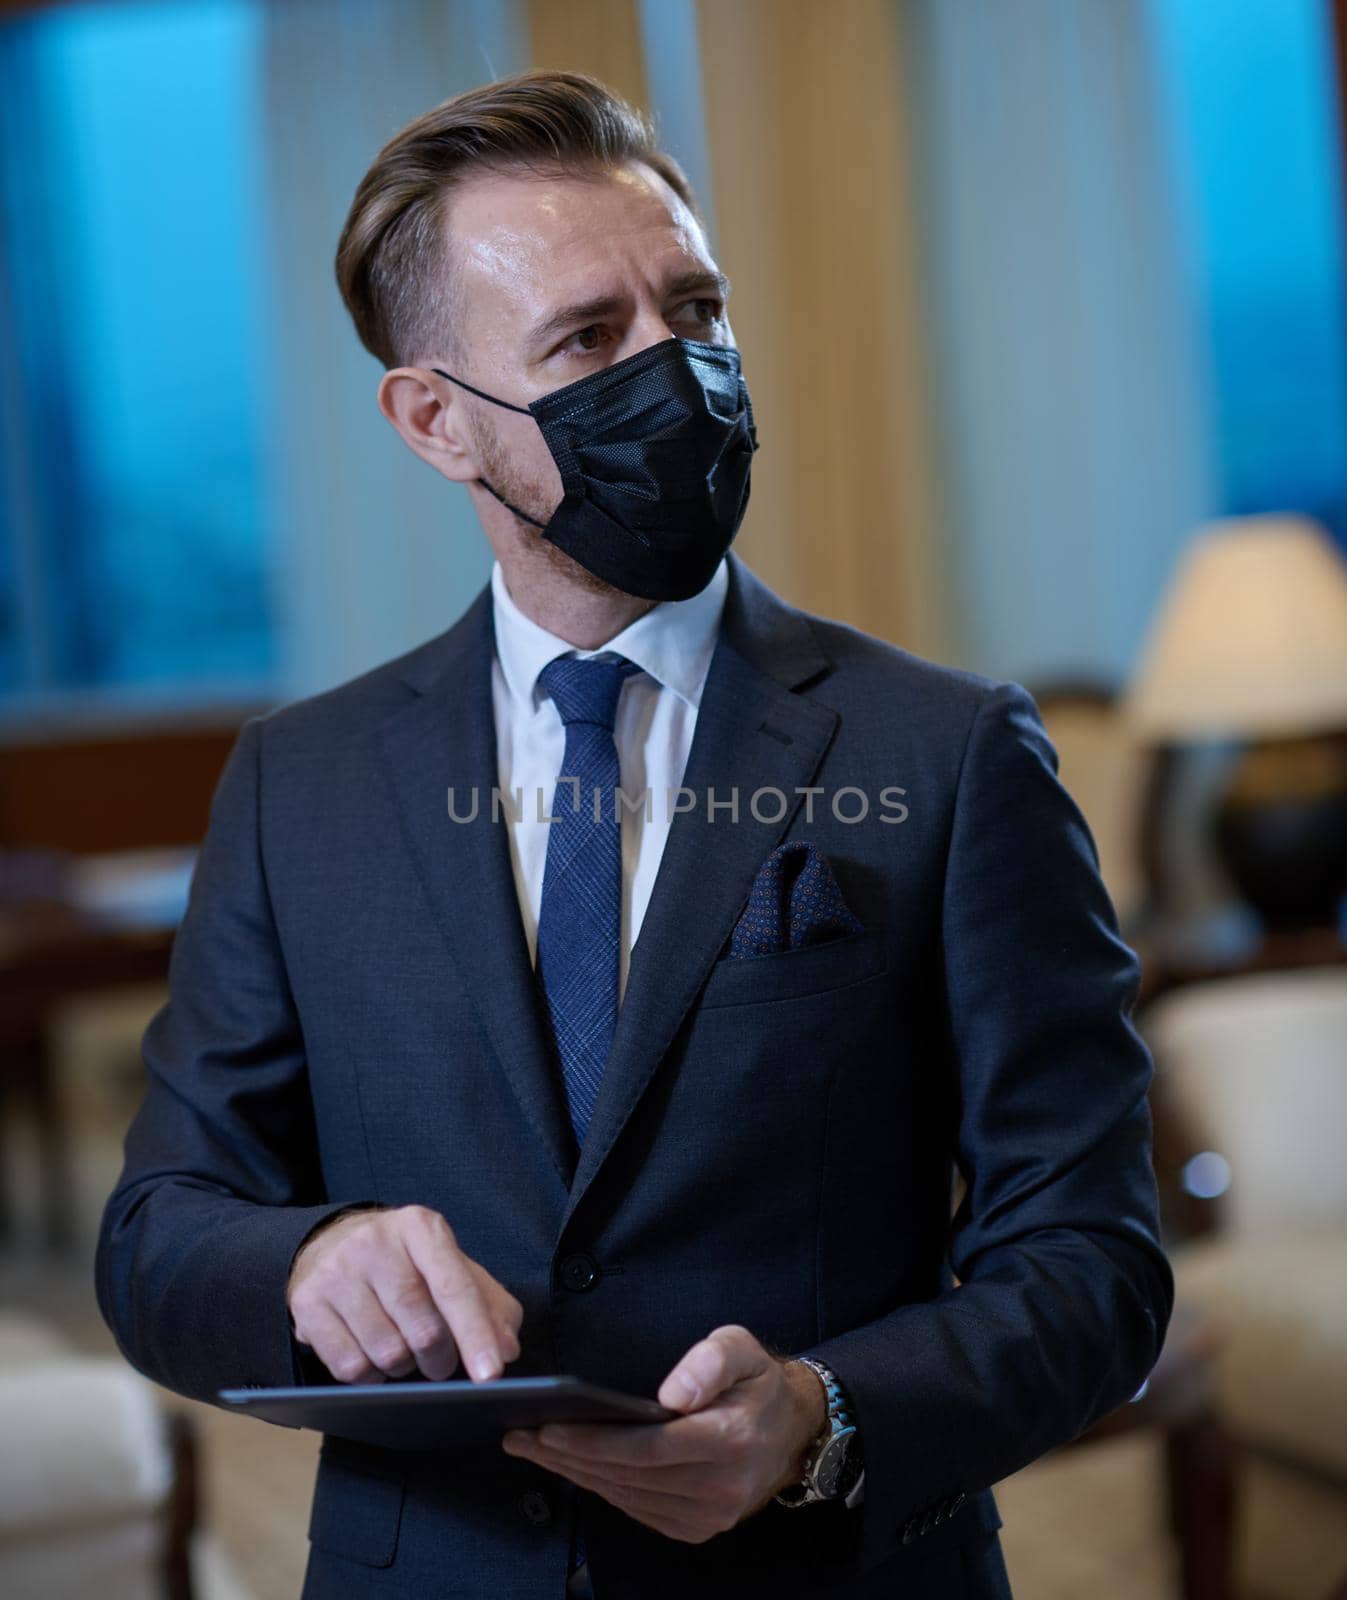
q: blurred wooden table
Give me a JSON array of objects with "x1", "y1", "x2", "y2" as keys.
[
  {"x1": 0, "y1": 895, "x2": 174, "y2": 1250},
  {"x1": 1066, "y1": 1299, "x2": 1234, "y2": 1600}
]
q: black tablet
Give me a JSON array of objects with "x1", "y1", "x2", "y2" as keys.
[{"x1": 218, "y1": 1375, "x2": 678, "y2": 1452}]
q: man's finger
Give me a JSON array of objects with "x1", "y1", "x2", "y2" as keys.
[
  {"x1": 365, "y1": 1249, "x2": 460, "y2": 1380},
  {"x1": 505, "y1": 1436, "x2": 735, "y2": 1499},
  {"x1": 520, "y1": 1450, "x2": 707, "y2": 1514},
  {"x1": 298, "y1": 1298, "x2": 386, "y2": 1385},
  {"x1": 332, "y1": 1278, "x2": 418, "y2": 1378},
  {"x1": 404, "y1": 1227, "x2": 510, "y2": 1380},
  {"x1": 469, "y1": 1262, "x2": 526, "y2": 1354},
  {"x1": 504, "y1": 1410, "x2": 729, "y2": 1468},
  {"x1": 657, "y1": 1325, "x2": 769, "y2": 1412}
]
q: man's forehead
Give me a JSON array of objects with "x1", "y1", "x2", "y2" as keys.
[{"x1": 447, "y1": 162, "x2": 715, "y2": 329}]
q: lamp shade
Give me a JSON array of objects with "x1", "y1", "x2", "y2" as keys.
[{"x1": 1125, "y1": 514, "x2": 1347, "y2": 739}]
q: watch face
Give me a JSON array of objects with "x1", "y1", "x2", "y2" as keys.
[{"x1": 814, "y1": 1426, "x2": 857, "y2": 1498}]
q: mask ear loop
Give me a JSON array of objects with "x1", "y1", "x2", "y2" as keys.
[{"x1": 431, "y1": 366, "x2": 548, "y2": 529}]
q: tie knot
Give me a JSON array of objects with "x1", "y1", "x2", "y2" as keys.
[{"x1": 539, "y1": 653, "x2": 640, "y2": 731}]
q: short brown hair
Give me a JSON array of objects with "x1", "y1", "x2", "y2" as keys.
[{"x1": 335, "y1": 69, "x2": 701, "y2": 369}]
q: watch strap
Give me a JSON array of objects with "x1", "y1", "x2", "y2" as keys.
[{"x1": 774, "y1": 1356, "x2": 861, "y2": 1507}]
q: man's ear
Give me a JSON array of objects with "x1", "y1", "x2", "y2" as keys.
[{"x1": 377, "y1": 367, "x2": 479, "y2": 483}]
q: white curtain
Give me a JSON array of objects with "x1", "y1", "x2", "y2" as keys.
[
  {"x1": 261, "y1": 0, "x2": 526, "y2": 701},
  {"x1": 906, "y1": 0, "x2": 1216, "y2": 686},
  {"x1": 635, "y1": 0, "x2": 717, "y2": 247}
]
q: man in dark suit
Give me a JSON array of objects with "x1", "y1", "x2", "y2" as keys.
[{"x1": 96, "y1": 70, "x2": 1172, "y2": 1600}]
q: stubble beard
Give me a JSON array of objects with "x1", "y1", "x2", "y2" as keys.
[{"x1": 470, "y1": 410, "x2": 623, "y2": 600}]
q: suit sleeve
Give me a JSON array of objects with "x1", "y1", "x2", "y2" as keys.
[
  {"x1": 798, "y1": 680, "x2": 1174, "y2": 1573},
  {"x1": 94, "y1": 715, "x2": 374, "y2": 1403}
]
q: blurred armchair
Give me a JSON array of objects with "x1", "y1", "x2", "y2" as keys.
[
  {"x1": 0, "y1": 1311, "x2": 198, "y2": 1600},
  {"x1": 1140, "y1": 966, "x2": 1347, "y2": 1600}
]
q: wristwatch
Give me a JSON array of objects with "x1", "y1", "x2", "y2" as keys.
[{"x1": 774, "y1": 1356, "x2": 865, "y2": 1508}]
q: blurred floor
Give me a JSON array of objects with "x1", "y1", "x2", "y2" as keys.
[{"x1": 0, "y1": 987, "x2": 1339, "y2": 1600}]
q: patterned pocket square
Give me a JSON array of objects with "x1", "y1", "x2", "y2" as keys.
[{"x1": 729, "y1": 840, "x2": 864, "y2": 959}]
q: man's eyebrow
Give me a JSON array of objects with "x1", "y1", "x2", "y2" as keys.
[
  {"x1": 664, "y1": 267, "x2": 732, "y2": 302},
  {"x1": 524, "y1": 268, "x2": 732, "y2": 351}
]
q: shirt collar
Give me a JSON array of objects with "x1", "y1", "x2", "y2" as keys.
[{"x1": 491, "y1": 557, "x2": 729, "y2": 713}]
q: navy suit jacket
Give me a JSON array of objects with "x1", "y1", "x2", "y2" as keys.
[{"x1": 96, "y1": 554, "x2": 1173, "y2": 1599}]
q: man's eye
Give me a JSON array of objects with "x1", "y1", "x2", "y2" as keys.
[
  {"x1": 557, "y1": 302, "x2": 721, "y2": 358},
  {"x1": 675, "y1": 298, "x2": 722, "y2": 326},
  {"x1": 555, "y1": 325, "x2": 606, "y2": 356}
]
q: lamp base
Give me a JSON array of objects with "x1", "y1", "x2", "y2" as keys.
[{"x1": 1213, "y1": 734, "x2": 1347, "y2": 930}]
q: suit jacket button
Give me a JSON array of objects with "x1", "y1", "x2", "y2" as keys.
[
  {"x1": 559, "y1": 1253, "x2": 600, "y2": 1292},
  {"x1": 950, "y1": 1491, "x2": 966, "y2": 1513},
  {"x1": 518, "y1": 1490, "x2": 552, "y2": 1525},
  {"x1": 900, "y1": 1518, "x2": 919, "y2": 1545}
]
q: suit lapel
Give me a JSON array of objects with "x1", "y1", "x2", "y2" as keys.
[
  {"x1": 560, "y1": 557, "x2": 839, "y2": 1227},
  {"x1": 376, "y1": 590, "x2": 578, "y2": 1194}
]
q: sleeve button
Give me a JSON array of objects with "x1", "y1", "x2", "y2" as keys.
[{"x1": 518, "y1": 1490, "x2": 552, "y2": 1525}]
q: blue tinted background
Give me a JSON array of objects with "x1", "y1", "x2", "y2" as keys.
[
  {"x1": 1, "y1": 0, "x2": 1344, "y2": 703},
  {"x1": 1151, "y1": 0, "x2": 1347, "y2": 543},
  {"x1": 0, "y1": 0, "x2": 274, "y2": 698}
]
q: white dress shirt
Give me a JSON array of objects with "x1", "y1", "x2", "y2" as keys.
[
  {"x1": 491, "y1": 557, "x2": 866, "y2": 1511},
  {"x1": 490, "y1": 558, "x2": 729, "y2": 998}
]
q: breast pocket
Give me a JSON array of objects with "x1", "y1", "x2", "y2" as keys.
[
  {"x1": 308, "y1": 1443, "x2": 405, "y2": 1569},
  {"x1": 697, "y1": 926, "x2": 889, "y2": 1010}
]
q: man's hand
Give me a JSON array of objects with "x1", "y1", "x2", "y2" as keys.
[
  {"x1": 501, "y1": 1324, "x2": 827, "y2": 1543},
  {"x1": 286, "y1": 1204, "x2": 523, "y2": 1384}
]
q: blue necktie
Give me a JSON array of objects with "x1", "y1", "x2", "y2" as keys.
[
  {"x1": 535, "y1": 653, "x2": 640, "y2": 1154},
  {"x1": 535, "y1": 654, "x2": 638, "y2": 1594}
]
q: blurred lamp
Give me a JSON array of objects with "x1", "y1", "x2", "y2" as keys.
[
  {"x1": 1126, "y1": 515, "x2": 1347, "y2": 930},
  {"x1": 1127, "y1": 515, "x2": 1347, "y2": 738}
]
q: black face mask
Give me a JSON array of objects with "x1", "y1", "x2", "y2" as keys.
[{"x1": 433, "y1": 336, "x2": 758, "y2": 602}]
